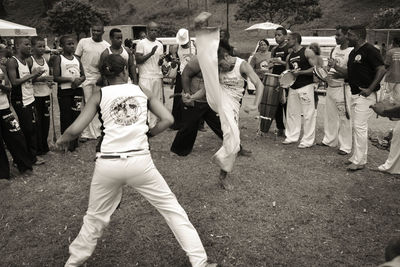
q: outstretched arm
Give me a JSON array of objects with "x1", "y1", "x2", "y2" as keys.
[
  {"x1": 56, "y1": 92, "x2": 100, "y2": 147},
  {"x1": 241, "y1": 61, "x2": 264, "y2": 113},
  {"x1": 143, "y1": 89, "x2": 174, "y2": 136}
]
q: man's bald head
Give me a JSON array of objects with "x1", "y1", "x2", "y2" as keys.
[{"x1": 147, "y1": 21, "x2": 159, "y2": 41}]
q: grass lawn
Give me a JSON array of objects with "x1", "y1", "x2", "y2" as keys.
[{"x1": 0, "y1": 90, "x2": 399, "y2": 267}]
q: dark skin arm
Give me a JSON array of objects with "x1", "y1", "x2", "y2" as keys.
[
  {"x1": 128, "y1": 51, "x2": 138, "y2": 84},
  {"x1": 97, "y1": 49, "x2": 109, "y2": 86},
  {"x1": 7, "y1": 57, "x2": 44, "y2": 87},
  {"x1": 135, "y1": 45, "x2": 158, "y2": 64},
  {"x1": 181, "y1": 56, "x2": 205, "y2": 104},
  {"x1": 359, "y1": 65, "x2": 386, "y2": 97},
  {"x1": 0, "y1": 65, "x2": 11, "y2": 93}
]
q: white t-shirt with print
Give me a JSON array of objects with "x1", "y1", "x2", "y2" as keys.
[
  {"x1": 75, "y1": 37, "x2": 109, "y2": 84},
  {"x1": 136, "y1": 38, "x2": 163, "y2": 79}
]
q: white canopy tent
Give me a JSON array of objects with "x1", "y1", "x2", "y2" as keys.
[
  {"x1": 245, "y1": 22, "x2": 291, "y2": 33},
  {"x1": 0, "y1": 19, "x2": 37, "y2": 37}
]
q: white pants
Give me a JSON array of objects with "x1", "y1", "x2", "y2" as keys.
[
  {"x1": 196, "y1": 28, "x2": 240, "y2": 172},
  {"x1": 379, "y1": 121, "x2": 400, "y2": 174},
  {"x1": 65, "y1": 153, "x2": 208, "y2": 267},
  {"x1": 81, "y1": 83, "x2": 102, "y2": 139},
  {"x1": 285, "y1": 84, "x2": 316, "y2": 147},
  {"x1": 381, "y1": 82, "x2": 400, "y2": 103},
  {"x1": 322, "y1": 85, "x2": 352, "y2": 153},
  {"x1": 349, "y1": 93, "x2": 376, "y2": 165},
  {"x1": 139, "y1": 77, "x2": 164, "y2": 128}
]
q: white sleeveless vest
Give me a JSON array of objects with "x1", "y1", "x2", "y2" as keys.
[
  {"x1": 13, "y1": 56, "x2": 34, "y2": 106},
  {"x1": 107, "y1": 46, "x2": 129, "y2": 63},
  {"x1": 219, "y1": 57, "x2": 245, "y2": 103},
  {"x1": 98, "y1": 83, "x2": 149, "y2": 153},
  {"x1": 60, "y1": 55, "x2": 81, "y2": 90},
  {"x1": 31, "y1": 56, "x2": 51, "y2": 97},
  {"x1": 0, "y1": 68, "x2": 9, "y2": 109}
]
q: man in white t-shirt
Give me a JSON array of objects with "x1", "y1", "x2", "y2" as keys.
[
  {"x1": 75, "y1": 22, "x2": 110, "y2": 140},
  {"x1": 135, "y1": 22, "x2": 164, "y2": 128}
]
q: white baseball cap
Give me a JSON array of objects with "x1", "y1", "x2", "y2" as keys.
[{"x1": 176, "y1": 28, "x2": 189, "y2": 45}]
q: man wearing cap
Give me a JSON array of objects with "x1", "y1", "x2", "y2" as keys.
[
  {"x1": 170, "y1": 28, "x2": 196, "y2": 130},
  {"x1": 135, "y1": 22, "x2": 164, "y2": 128}
]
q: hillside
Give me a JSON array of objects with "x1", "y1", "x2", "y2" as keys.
[{"x1": 1, "y1": 0, "x2": 397, "y2": 52}]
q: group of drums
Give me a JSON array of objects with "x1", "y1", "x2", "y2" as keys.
[{"x1": 257, "y1": 67, "x2": 328, "y2": 133}]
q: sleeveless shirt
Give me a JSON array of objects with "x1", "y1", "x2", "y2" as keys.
[
  {"x1": 59, "y1": 55, "x2": 81, "y2": 90},
  {"x1": 288, "y1": 47, "x2": 314, "y2": 89},
  {"x1": 0, "y1": 68, "x2": 9, "y2": 109},
  {"x1": 10, "y1": 56, "x2": 34, "y2": 106},
  {"x1": 219, "y1": 57, "x2": 245, "y2": 103},
  {"x1": 97, "y1": 83, "x2": 149, "y2": 153},
  {"x1": 31, "y1": 56, "x2": 51, "y2": 97}
]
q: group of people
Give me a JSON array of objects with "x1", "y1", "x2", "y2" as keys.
[
  {"x1": 248, "y1": 25, "x2": 399, "y2": 174},
  {"x1": 1, "y1": 10, "x2": 400, "y2": 266}
]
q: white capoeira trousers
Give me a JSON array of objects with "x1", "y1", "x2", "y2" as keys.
[
  {"x1": 65, "y1": 152, "x2": 208, "y2": 267},
  {"x1": 196, "y1": 28, "x2": 240, "y2": 172},
  {"x1": 349, "y1": 93, "x2": 376, "y2": 165},
  {"x1": 139, "y1": 77, "x2": 164, "y2": 128},
  {"x1": 284, "y1": 84, "x2": 316, "y2": 147},
  {"x1": 379, "y1": 121, "x2": 400, "y2": 174},
  {"x1": 81, "y1": 83, "x2": 102, "y2": 139},
  {"x1": 322, "y1": 85, "x2": 352, "y2": 153}
]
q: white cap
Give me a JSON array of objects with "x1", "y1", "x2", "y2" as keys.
[{"x1": 176, "y1": 28, "x2": 189, "y2": 45}]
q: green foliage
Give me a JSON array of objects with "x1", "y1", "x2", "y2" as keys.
[
  {"x1": 372, "y1": 8, "x2": 400, "y2": 28},
  {"x1": 235, "y1": 0, "x2": 322, "y2": 28},
  {"x1": 46, "y1": 0, "x2": 111, "y2": 37}
]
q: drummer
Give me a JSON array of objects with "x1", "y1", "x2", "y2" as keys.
[
  {"x1": 282, "y1": 32, "x2": 317, "y2": 148},
  {"x1": 270, "y1": 27, "x2": 290, "y2": 137},
  {"x1": 249, "y1": 39, "x2": 271, "y2": 80}
]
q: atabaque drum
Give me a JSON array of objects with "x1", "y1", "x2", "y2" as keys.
[{"x1": 259, "y1": 73, "x2": 281, "y2": 133}]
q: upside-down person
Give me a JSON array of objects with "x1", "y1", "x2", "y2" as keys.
[
  {"x1": 57, "y1": 54, "x2": 217, "y2": 267},
  {"x1": 194, "y1": 12, "x2": 264, "y2": 191}
]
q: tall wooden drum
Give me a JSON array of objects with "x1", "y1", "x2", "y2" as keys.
[{"x1": 259, "y1": 73, "x2": 281, "y2": 133}]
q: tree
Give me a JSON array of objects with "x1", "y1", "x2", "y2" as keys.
[
  {"x1": 235, "y1": 0, "x2": 322, "y2": 28},
  {"x1": 47, "y1": 0, "x2": 111, "y2": 39},
  {"x1": 372, "y1": 8, "x2": 400, "y2": 28}
]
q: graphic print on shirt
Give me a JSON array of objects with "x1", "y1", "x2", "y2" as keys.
[
  {"x1": 66, "y1": 63, "x2": 80, "y2": 78},
  {"x1": 110, "y1": 96, "x2": 142, "y2": 126},
  {"x1": 289, "y1": 56, "x2": 301, "y2": 70}
]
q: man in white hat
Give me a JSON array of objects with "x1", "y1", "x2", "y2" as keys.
[{"x1": 170, "y1": 28, "x2": 197, "y2": 130}]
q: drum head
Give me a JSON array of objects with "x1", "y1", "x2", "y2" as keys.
[
  {"x1": 313, "y1": 66, "x2": 329, "y2": 82},
  {"x1": 279, "y1": 70, "x2": 295, "y2": 88}
]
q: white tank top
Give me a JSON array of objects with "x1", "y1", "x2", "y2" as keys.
[
  {"x1": 31, "y1": 56, "x2": 51, "y2": 97},
  {"x1": 219, "y1": 57, "x2": 245, "y2": 103},
  {"x1": 177, "y1": 42, "x2": 196, "y2": 73},
  {"x1": 97, "y1": 83, "x2": 149, "y2": 153},
  {"x1": 60, "y1": 55, "x2": 81, "y2": 90},
  {"x1": 0, "y1": 68, "x2": 9, "y2": 109},
  {"x1": 328, "y1": 45, "x2": 353, "y2": 87},
  {"x1": 107, "y1": 46, "x2": 129, "y2": 63},
  {"x1": 13, "y1": 56, "x2": 34, "y2": 106}
]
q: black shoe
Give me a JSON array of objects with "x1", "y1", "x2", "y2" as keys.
[
  {"x1": 337, "y1": 150, "x2": 348, "y2": 155},
  {"x1": 277, "y1": 129, "x2": 285, "y2": 137}
]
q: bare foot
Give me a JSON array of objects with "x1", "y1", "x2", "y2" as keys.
[{"x1": 219, "y1": 170, "x2": 233, "y2": 191}]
